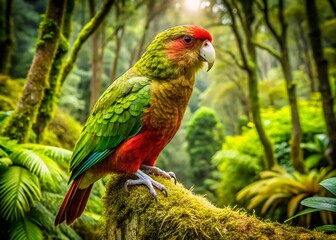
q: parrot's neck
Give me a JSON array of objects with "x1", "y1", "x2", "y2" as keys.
[{"x1": 134, "y1": 42, "x2": 203, "y2": 80}]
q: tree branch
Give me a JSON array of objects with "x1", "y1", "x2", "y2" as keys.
[
  {"x1": 232, "y1": 0, "x2": 248, "y2": 36},
  {"x1": 59, "y1": 0, "x2": 114, "y2": 86},
  {"x1": 204, "y1": 22, "x2": 227, "y2": 29},
  {"x1": 261, "y1": 0, "x2": 282, "y2": 45},
  {"x1": 222, "y1": 0, "x2": 248, "y2": 69},
  {"x1": 327, "y1": 0, "x2": 336, "y2": 16},
  {"x1": 252, "y1": 40, "x2": 281, "y2": 60},
  {"x1": 101, "y1": 175, "x2": 334, "y2": 239},
  {"x1": 222, "y1": 49, "x2": 246, "y2": 70}
]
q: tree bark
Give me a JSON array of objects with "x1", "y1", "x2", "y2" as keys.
[
  {"x1": 277, "y1": 0, "x2": 304, "y2": 173},
  {"x1": 306, "y1": 0, "x2": 336, "y2": 168},
  {"x1": 0, "y1": 0, "x2": 14, "y2": 74},
  {"x1": 328, "y1": 0, "x2": 336, "y2": 16},
  {"x1": 33, "y1": 0, "x2": 75, "y2": 142},
  {"x1": 280, "y1": 54, "x2": 304, "y2": 173},
  {"x1": 259, "y1": 0, "x2": 304, "y2": 173},
  {"x1": 136, "y1": 18, "x2": 151, "y2": 61},
  {"x1": 32, "y1": 0, "x2": 114, "y2": 142},
  {"x1": 110, "y1": 25, "x2": 124, "y2": 83},
  {"x1": 222, "y1": 0, "x2": 276, "y2": 169},
  {"x1": 135, "y1": 0, "x2": 170, "y2": 60},
  {"x1": 297, "y1": 20, "x2": 316, "y2": 93},
  {"x1": 89, "y1": 0, "x2": 102, "y2": 111},
  {"x1": 101, "y1": 175, "x2": 335, "y2": 239},
  {"x1": 236, "y1": 0, "x2": 276, "y2": 169},
  {"x1": 1, "y1": 0, "x2": 66, "y2": 142}
]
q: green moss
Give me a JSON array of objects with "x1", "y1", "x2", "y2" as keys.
[
  {"x1": 102, "y1": 175, "x2": 336, "y2": 239},
  {"x1": 0, "y1": 95, "x2": 15, "y2": 110},
  {"x1": 42, "y1": 110, "x2": 82, "y2": 150},
  {"x1": 0, "y1": 75, "x2": 81, "y2": 148},
  {"x1": 0, "y1": 75, "x2": 24, "y2": 111},
  {"x1": 35, "y1": 16, "x2": 58, "y2": 48}
]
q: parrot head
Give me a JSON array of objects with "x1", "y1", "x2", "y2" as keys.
[{"x1": 135, "y1": 25, "x2": 215, "y2": 79}]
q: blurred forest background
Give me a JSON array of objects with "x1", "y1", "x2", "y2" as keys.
[{"x1": 0, "y1": 0, "x2": 336, "y2": 239}]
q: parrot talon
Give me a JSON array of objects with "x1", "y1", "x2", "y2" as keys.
[
  {"x1": 168, "y1": 171, "x2": 177, "y2": 185},
  {"x1": 140, "y1": 164, "x2": 177, "y2": 184},
  {"x1": 124, "y1": 170, "x2": 168, "y2": 200}
]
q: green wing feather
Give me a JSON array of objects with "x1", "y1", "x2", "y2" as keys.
[{"x1": 69, "y1": 73, "x2": 151, "y2": 181}]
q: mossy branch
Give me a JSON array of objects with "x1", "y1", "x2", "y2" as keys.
[
  {"x1": 1, "y1": 0, "x2": 66, "y2": 142},
  {"x1": 101, "y1": 175, "x2": 336, "y2": 240},
  {"x1": 59, "y1": 0, "x2": 114, "y2": 87}
]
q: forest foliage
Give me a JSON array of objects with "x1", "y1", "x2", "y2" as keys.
[{"x1": 0, "y1": 0, "x2": 336, "y2": 239}]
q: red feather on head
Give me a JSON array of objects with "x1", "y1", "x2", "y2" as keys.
[{"x1": 187, "y1": 25, "x2": 213, "y2": 42}]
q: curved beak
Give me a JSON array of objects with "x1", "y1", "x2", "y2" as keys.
[{"x1": 199, "y1": 40, "x2": 215, "y2": 71}]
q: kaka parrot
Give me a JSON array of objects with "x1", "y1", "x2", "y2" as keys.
[{"x1": 55, "y1": 25, "x2": 215, "y2": 225}]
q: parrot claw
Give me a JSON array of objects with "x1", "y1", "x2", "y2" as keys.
[
  {"x1": 140, "y1": 164, "x2": 177, "y2": 184},
  {"x1": 124, "y1": 170, "x2": 168, "y2": 200}
]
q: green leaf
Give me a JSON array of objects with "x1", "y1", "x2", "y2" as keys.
[
  {"x1": 0, "y1": 157, "x2": 13, "y2": 170},
  {"x1": 304, "y1": 155, "x2": 322, "y2": 169},
  {"x1": 284, "y1": 208, "x2": 321, "y2": 222},
  {"x1": 301, "y1": 197, "x2": 336, "y2": 212},
  {"x1": 29, "y1": 202, "x2": 82, "y2": 240},
  {"x1": 10, "y1": 148, "x2": 50, "y2": 180},
  {"x1": 21, "y1": 144, "x2": 72, "y2": 165},
  {"x1": 319, "y1": 177, "x2": 336, "y2": 196},
  {"x1": 0, "y1": 147, "x2": 9, "y2": 157},
  {"x1": 9, "y1": 217, "x2": 43, "y2": 240},
  {"x1": 0, "y1": 166, "x2": 41, "y2": 221},
  {"x1": 315, "y1": 224, "x2": 336, "y2": 232}
]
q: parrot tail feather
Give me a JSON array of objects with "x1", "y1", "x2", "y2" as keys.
[{"x1": 55, "y1": 175, "x2": 93, "y2": 226}]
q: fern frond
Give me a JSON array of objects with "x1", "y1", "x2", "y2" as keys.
[
  {"x1": 0, "y1": 166, "x2": 41, "y2": 221},
  {"x1": 0, "y1": 157, "x2": 13, "y2": 171},
  {"x1": 9, "y1": 217, "x2": 43, "y2": 240},
  {"x1": 21, "y1": 144, "x2": 72, "y2": 167},
  {"x1": 10, "y1": 148, "x2": 50, "y2": 181},
  {"x1": 30, "y1": 202, "x2": 82, "y2": 240}
]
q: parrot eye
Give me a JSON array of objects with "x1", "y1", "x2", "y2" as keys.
[{"x1": 183, "y1": 36, "x2": 193, "y2": 44}]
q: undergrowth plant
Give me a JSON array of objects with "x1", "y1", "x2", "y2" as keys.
[
  {"x1": 236, "y1": 165, "x2": 336, "y2": 226},
  {"x1": 286, "y1": 177, "x2": 336, "y2": 232},
  {"x1": 0, "y1": 137, "x2": 80, "y2": 240}
]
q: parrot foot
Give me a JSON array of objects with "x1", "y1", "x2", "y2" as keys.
[
  {"x1": 124, "y1": 170, "x2": 168, "y2": 201},
  {"x1": 140, "y1": 164, "x2": 177, "y2": 184}
]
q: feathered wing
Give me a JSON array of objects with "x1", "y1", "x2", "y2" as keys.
[
  {"x1": 55, "y1": 75, "x2": 151, "y2": 225},
  {"x1": 69, "y1": 74, "x2": 151, "y2": 181}
]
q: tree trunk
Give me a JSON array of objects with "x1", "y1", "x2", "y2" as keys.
[
  {"x1": 260, "y1": 0, "x2": 304, "y2": 172},
  {"x1": 101, "y1": 175, "x2": 335, "y2": 239},
  {"x1": 1, "y1": 0, "x2": 66, "y2": 142},
  {"x1": 279, "y1": 0, "x2": 304, "y2": 173},
  {"x1": 242, "y1": 0, "x2": 276, "y2": 170},
  {"x1": 306, "y1": 0, "x2": 336, "y2": 168},
  {"x1": 58, "y1": 0, "x2": 114, "y2": 88},
  {"x1": 248, "y1": 63, "x2": 276, "y2": 170},
  {"x1": 89, "y1": 0, "x2": 102, "y2": 111},
  {"x1": 328, "y1": 0, "x2": 336, "y2": 16},
  {"x1": 129, "y1": 43, "x2": 138, "y2": 68},
  {"x1": 135, "y1": 0, "x2": 170, "y2": 61},
  {"x1": 110, "y1": 25, "x2": 125, "y2": 83},
  {"x1": 0, "y1": 0, "x2": 14, "y2": 74},
  {"x1": 297, "y1": 20, "x2": 316, "y2": 93},
  {"x1": 32, "y1": 0, "x2": 114, "y2": 141},
  {"x1": 136, "y1": 18, "x2": 150, "y2": 61},
  {"x1": 223, "y1": 0, "x2": 275, "y2": 169},
  {"x1": 33, "y1": 0, "x2": 75, "y2": 142},
  {"x1": 280, "y1": 54, "x2": 304, "y2": 173}
]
